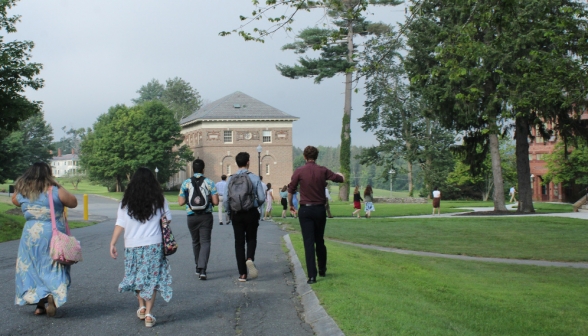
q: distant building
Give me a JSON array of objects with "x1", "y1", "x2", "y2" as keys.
[
  {"x1": 50, "y1": 148, "x2": 80, "y2": 177},
  {"x1": 172, "y1": 91, "x2": 299, "y2": 189}
]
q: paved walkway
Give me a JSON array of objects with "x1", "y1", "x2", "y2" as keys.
[{"x1": 0, "y1": 195, "x2": 314, "y2": 336}]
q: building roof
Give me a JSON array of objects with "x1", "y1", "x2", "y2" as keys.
[
  {"x1": 52, "y1": 154, "x2": 79, "y2": 161},
  {"x1": 180, "y1": 91, "x2": 299, "y2": 126}
]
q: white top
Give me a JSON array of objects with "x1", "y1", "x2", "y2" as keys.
[
  {"x1": 325, "y1": 188, "x2": 332, "y2": 201},
  {"x1": 115, "y1": 199, "x2": 172, "y2": 248},
  {"x1": 510, "y1": 187, "x2": 515, "y2": 194},
  {"x1": 432, "y1": 190, "x2": 441, "y2": 198},
  {"x1": 266, "y1": 189, "x2": 273, "y2": 203}
]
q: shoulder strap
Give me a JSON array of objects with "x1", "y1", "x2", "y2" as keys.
[{"x1": 48, "y1": 186, "x2": 71, "y2": 235}]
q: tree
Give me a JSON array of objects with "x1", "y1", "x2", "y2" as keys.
[
  {"x1": 276, "y1": 1, "x2": 400, "y2": 201},
  {"x1": 544, "y1": 141, "x2": 588, "y2": 188},
  {"x1": 0, "y1": 112, "x2": 53, "y2": 183},
  {"x1": 80, "y1": 101, "x2": 193, "y2": 192},
  {"x1": 132, "y1": 78, "x2": 164, "y2": 104},
  {"x1": 162, "y1": 77, "x2": 202, "y2": 121},
  {"x1": 52, "y1": 126, "x2": 86, "y2": 155},
  {"x1": 0, "y1": 0, "x2": 43, "y2": 142},
  {"x1": 133, "y1": 77, "x2": 202, "y2": 122}
]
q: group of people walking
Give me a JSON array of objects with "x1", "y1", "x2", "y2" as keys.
[
  {"x1": 351, "y1": 185, "x2": 376, "y2": 218},
  {"x1": 12, "y1": 146, "x2": 342, "y2": 328}
]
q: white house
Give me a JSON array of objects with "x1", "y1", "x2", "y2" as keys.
[{"x1": 51, "y1": 148, "x2": 80, "y2": 177}]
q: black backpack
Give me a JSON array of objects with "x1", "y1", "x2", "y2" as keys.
[{"x1": 187, "y1": 176, "x2": 211, "y2": 213}]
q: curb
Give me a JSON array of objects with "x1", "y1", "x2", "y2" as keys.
[{"x1": 283, "y1": 234, "x2": 344, "y2": 336}]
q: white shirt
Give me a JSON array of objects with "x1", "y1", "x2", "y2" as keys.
[
  {"x1": 216, "y1": 180, "x2": 227, "y2": 196},
  {"x1": 325, "y1": 188, "x2": 332, "y2": 201},
  {"x1": 510, "y1": 187, "x2": 515, "y2": 195},
  {"x1": 115, "y1": 200, "x2": 172, "y2": 248},
  {"x1": 432, "y1": 190, "x2": 441, "y2": 198}
]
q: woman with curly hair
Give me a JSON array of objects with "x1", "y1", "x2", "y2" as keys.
[
  {"x1": 12, "y1": 162, "x2": 78, "y2": 317},
  {"x1": 363, "y1": 185, "x2": 375, "y2": 218},
  {"x1": 109, "y1": 167, "x2": 172, "y2": 328}
]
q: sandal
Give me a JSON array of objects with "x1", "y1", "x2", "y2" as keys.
[
  {"x1": 34, "y1": 307, "x2": 46, "y2": 315},
  {"x1": 137, "y1": 306, "x2": 146, "y2": 320},
  {"x1": 145, "y1": 314, "x2": 156, "y2": 328},
  {"x1": 46, "y1": 294, "x2": 56, "y2": 317}
]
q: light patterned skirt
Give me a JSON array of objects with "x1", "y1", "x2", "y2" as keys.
[{"x1": 119, "y1": 243, "x2": 172, "y2": 302}]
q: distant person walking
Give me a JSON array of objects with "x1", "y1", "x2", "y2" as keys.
[
  {"x1": 264, "y1": 183, "x2": 274, "y2": 220},
  {"x1": 352, "y1": 186, "x2": 363, "y2": 218},
  {"x1": 260, "y1": 176, "x2": 268, "y2": 216},
  {"x1": 224, "y1": 152, "x2": 266, "y2": 282},
  {"x1": 280, "y1": 185, "x2": 288, "y2": 218},
  {"x1": 109, "y1": 167, "x2": 172, "y2": 328},
  {"x1": 289, "y1": 146, "x2": 344, "y2": 284},
  {"x1": 178, "y1": 159, "x2": 219, "y2": 280},
  {"x1": 13, "y1": 162, "x2": 78, "y2": 317},
  {"x1": 325, "y1": 186, "x2": 333, "y2": 218},
  {"x1": 432, "y1": 187, "x2": 441, "y2": 215},
  {"x1": 364, "y1": 185, "x2": 375, "y2": 218},
  {"x1": 509, "y1": 186, "x2": 517, "y2": 203},
  {"x1": 216, "y1": 175, "x2": 228, "y2": 225}
]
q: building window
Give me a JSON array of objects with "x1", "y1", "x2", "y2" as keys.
[
  {"x1": 265, "y1": 164, "x2": 270, "y2": 175},
  {"x1": 224, "y1": 131, "x2": 233, "y2": 143},
  {"x1": 262, "y1": 130, "x2": 271, "y2": 143},
  {"x1": 536, "y1": 136, "x2": 544, "y2": 143},
  {"x1": 536, "y1": 154, "x2": 543, "y2": 161},
  {"x1": 227, "y1": 165, "x2": 231, "y2": 175},
  {"x1": 529, "y1": 154, "x2": 533, "y2": 161}
]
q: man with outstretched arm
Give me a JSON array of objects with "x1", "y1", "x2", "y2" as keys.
[{"x1": 288, "y1": 146, "x2": 344, "y2": 284}]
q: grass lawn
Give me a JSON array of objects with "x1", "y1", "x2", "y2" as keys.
[
  {"x1": 278, "y1": 216, "x2": 588, "y2": 262},
  {"x1": 289, "y1": 233, "x2": 588, "y2": 335},
  {"x1": 0, "y1": 199, "x2": 97, "y2": 243}
]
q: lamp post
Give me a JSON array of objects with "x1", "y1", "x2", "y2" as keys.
[
  {"x1": 155, "y1": 167, "x2": 159, "y2": 180},
  {"x1": 389, "y1": 169, "x2": 395, "y2": 198},
  {"x1": 256, "y1": 145, "x2": 262, "y2": 176}
]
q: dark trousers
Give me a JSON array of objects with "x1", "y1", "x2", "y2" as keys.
[
  {"x1": 298, "y1": 205, "x2": 327, "y2": 279},
  {"x1": 231, "y1": 209, "x2": 259, "y2": 275},
  {"x1": 187, "y1": 213, "x2": 213, "y2": 270}
]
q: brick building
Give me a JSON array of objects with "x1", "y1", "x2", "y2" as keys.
[{"x1": 172, "y1": 91, "x2": 298, "y2": 190}]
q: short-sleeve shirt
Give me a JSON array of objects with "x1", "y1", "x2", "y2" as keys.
[
  {"x1": 510, "y1": 187, "x2": 515, "y2": 194},
  {"x1": 116, "y1": 199, "x2": 171, "y2": 248},
  {"x1": 432, "y1": 190, "x2": 441, "y2": 198},
  {"x1": 179, "y1": 173, "x2": 218, "y2": 215}
]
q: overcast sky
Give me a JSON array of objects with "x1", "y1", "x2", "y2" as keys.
[{"x1": 9, "y1": 0, "x2": 406, "y2": 148}]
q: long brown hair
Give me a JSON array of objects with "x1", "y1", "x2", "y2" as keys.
[
  {"x1": 364, "y1": 185, "x2": 373, "y2": 196},
  {"x1": 14, "y1": 162, "x2": 57, "y2": 201},
  {"x1": 281, "y1": 185, "x2": 287, "y2": 192},
  {"x1": 354, "y1": 185, "x2": 359, "y2": 194}
]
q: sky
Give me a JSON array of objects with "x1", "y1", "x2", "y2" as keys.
[{"x1": 9, "y1": 0, "x2": 407, "y2": 148}]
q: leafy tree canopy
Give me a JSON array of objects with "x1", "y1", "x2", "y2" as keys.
[{"x1": 133, "y1": 77, "x2": 202, "y2": 122}]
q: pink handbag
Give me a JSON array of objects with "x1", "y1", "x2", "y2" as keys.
[{"x1": 48, "y1": 186, "x2": 83, "y2": 265}]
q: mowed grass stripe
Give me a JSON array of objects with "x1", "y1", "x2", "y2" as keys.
[
  {"x1": 279, "y1": 216, "x2": 588, "y2": 262},
  {"x1": 289, "y1": 233, "x2": 588, "y2": 336}
]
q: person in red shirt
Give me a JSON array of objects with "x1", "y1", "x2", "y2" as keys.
[{"x1": 288, "y1": 146, "x2": 344, "y2": 284}]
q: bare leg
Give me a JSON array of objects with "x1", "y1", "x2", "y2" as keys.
[{"x1": 144, "y1": 292, "x2": 156, "y2": 322}]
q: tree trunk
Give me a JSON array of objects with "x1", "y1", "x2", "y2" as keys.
[
  {"x1": 489, "y1": 133, "x2": 507, "y2": 211},
  {"x1": 338, "y1": 18, "x2": 354, "y2": 202},
  {"x1": 425, "y1": 118, "x2": 432, "y2": 199},
  {"x1": 116, "y1": 175, "x2": 122, "y2": 193},
  {"x1": 407, "y1": 160, "x2": 414, "y2": 197},
  {"x1": 515, "y1": 116, "x2": 535, "y2": 213}
]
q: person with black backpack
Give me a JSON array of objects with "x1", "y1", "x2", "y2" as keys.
[
  {"x1": 223, "y1": 152, "x2": 266, "y2": 282},
  {"x1": 178, "y1": 159, "x2": 219, "y2": 280}
]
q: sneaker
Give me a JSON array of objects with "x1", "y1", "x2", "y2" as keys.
[
  {"x1": 219, "y1": 222, "x2": 223, "y2": 225},
  {"x1": 246, "y1": 259, "x2": 258, "y2": 279},
  {"x1": 199, "y1": 270, "x2": 207, "y2": 280},
  {"x1": 195, "y1": 267, "x2": 201, "y2": 276},
  {"x1": 238, "y1": 274, "x2": 247, "y2": 282}
]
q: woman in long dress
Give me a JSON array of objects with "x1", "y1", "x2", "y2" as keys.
[
  {"x1": 264, "y1": 183, "x2": 274, "y2": 220},
  {"x1": 12, "y1": 162, "x2": 78, "y2": 317},
  {"x1": 109, "y1": 167, "x2": 172, "y2": 328}
]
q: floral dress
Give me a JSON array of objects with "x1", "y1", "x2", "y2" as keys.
[{"x1": 15, "y1": 187, "x2": 70, "y2": 307}]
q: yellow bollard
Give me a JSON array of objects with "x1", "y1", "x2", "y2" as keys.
[
  {"x1": 64, "y1": 207, "x2": 68, "y2": 218},
  {"x1": 83, "y1": 194, "x2": 89, "y2": 221}
]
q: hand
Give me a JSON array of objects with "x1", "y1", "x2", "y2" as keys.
[
  {"x1": 290, "y1": 205, "x2": 296, "y2": 216},
  {"x1": 336, "y1": 172, "x2": 345, "y2": 182},
  {"x1": 110, "y1": 245, "x2": 118, "y2": 259}
]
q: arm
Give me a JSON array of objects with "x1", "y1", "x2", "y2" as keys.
[
  {"x1": 288, "y1": 192, "x2": 295, "y2": 214},
  {"x1": 211, "y1": 194, "x2": 219, "y2": 206},
  {"x1": 11, "y1": 193, "x2": 19, "y2": 206},
  {"x1": 178, "y1": 184, "x2": 187, "y2": 206},
  {"x1": 209, "y1": 179, "x2": 219, "y2": 206},
  {"x1": 109, "y1": 225, "x2": 124, "y2": 259},
  {"x1": 58, "y1": 185, "x2": 78, "y2": 208}
]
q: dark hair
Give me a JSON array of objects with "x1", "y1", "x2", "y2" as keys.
[
  {"x1": 192, "y1": 159, "x2": 205, "y2": 174},
  {"x1": 434, "y1": 186, "x2": 439, "y2": 190},
  {"x1": 259, "y1": 176, "x2": 263, "y2": 181},
  {"x1": 121, "y1": 167, "x2": 165, "y2": 223},
  {"x1": 267, "y1": 183, "x2": 272, "y2": 190},
  {"x1": 221, "y1": 174, "x2": 227, "y2": 180},
  {"x1": 281, "y1": 185, "x2": 287, "y2": 192},
  {"x1": 236, "y1": 152, "x2": 250, "y2": 168},
  {"x1": 364, "y1": 185, "x2": 373, "y2": 196},
  {"x1": 303, "y1": 146, "x2": 319, "y2": 161}
]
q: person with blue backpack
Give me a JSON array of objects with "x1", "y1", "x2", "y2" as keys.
[
  {"x1": 223, "y1": 152, "x2": 266, "y2": 282},
  {"x1": 178, "y1": 159, "x2": 219, "y2": 280}
]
